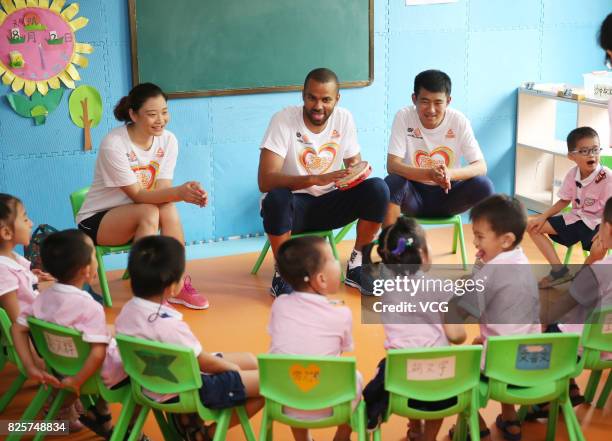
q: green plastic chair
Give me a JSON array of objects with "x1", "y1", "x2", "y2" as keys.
[
  {"x1": 14, "y1": 317, "x2": 131, "y2": 441},
  {"x1": 580, "y1": 306, "x2": 612, "y2": 409},
  {"x1": 484, "y1": 333, "x2": 584, "y2": 441},
  {"x1": 115, "y1": 333, "x2": 256, "y2": 441},
  {"x1": 417, "y1": 215, "x2": 468, "y2": 270},
  {"x1": 69, "y1": 187, "x2": 131, "y2": 307},
  {"x1": 0, "y1": 308, "x2": 53, "y2": 416},
  {"x1": 250, "y1": 221, "x2": 357, "y2": 279},
  {"x1": 257, "y1": 354, "x2": 366, "y2": 441},
  {"x1": 373, "y1": 345, "x2": 482, "y2": 441}
]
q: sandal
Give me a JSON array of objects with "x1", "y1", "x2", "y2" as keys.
[
  {"x1": 569, "y1": 383, "x2": 585, "y2": 406},
  {"x1": 524, "y1": 403, "x2": 549, "y2": 421},
  {"x1": 407, "y1": 420, "x2": 423, "y2": 440},
  {"x1": 495, "y1": 415, "x2": 521, "y2": 441},
  {"x1": 538, "y1": 267, "x2": 574, "y2": 289},
  {"x1": 448, "y1": 424, "x2": 491, "y2": 440},
  {"x1": 78, "y1": 404, "x2": 113, "y2": 440},
  {"x1": 124, "y1": 428, "x2": 151, "y2": 441},
  {"x1": 171, "y1": 413, "x2": 212, "y2": 441}
]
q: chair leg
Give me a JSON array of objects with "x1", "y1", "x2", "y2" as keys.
[
  {"x1": 212, "y1": 408, "x2": 232, "y2": 441},
  {"x1": 327, "y1": 232, "x2": 345, "y2": 282},
  {"x1": 128, "y1": 406, "x2": 150, "y2": 441},
  {"x1": 584, "y1": 370, "x2": 602, "y2": 403},
  {"x1": 259, "y1": 406, "x2": 273, "y2": 441},
  {"x1": 251, "y1": 240, "x2": 271, "y2": 275},
  {"x1": 563, "y1": 245, "x2": 573, "y2": 265},
  {"x1": 5, "y1": 385, "x2": 53, "y2": 441},
  {"x1": 235, "y1": 405, "x2": 257, "y2": 441},
  {"x1": 109, "y1": 395, "x2": 136, "y2": 441},
  {"x1": 0, "y1": 372, "x2": 26, "y2": 412},
  {"x1": 468, "y1": 409, "x2": 481, "y2": 441},
  {"x1": 595, "y1": 369, "x2": 612, "y2": 409},
  {"x1": 545, "y1": 399, "x2": 559, "y2": 441},
  {"x1": 334, "y1": 222, "x2": 355, "y2": 244},
  {"x1": 122, "y1": 269, "x2": 130, "y2": 280},
  {"x1": 96, "y1": 247, "x2": 112, "y2": 307},
  {"x1": 561, "y1": 399, "x2": 585, "y2": 441},
  {"x1": 452, "y1": 221, "x2": 459, "y2": 254},
  {"x1": 353, "y1": 401, "x2": 366, "y2": 441},
  {"x1": 152, "y1": 409, "x2": 177, "y2": 441},
  {"x1": 456, "y1": 219, "x2": 468, "y2": 270},
  {"x1": 32, "y1": 388, "x2": 69, "y2": 441}
]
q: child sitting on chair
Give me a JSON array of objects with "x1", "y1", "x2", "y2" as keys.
[
  {"x1": 12, "y1": 229, "x2": 115, "y2": 438},
  {"x1": 268, "y1": 236, "x2": 358, "y2": 441},
  {"x1": 112, "y1": 235, "x2": 262, "y2": 441},
  {"x1": 362, "y1": 216, "x2": 466, "y2": 441},
  {"x1": 461, "y1": 195, "x2": 541, "y2": 441},
  {"x1": 528, "y1": 127, "x2": 611, "y2": 288}
]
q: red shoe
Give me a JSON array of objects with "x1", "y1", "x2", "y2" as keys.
[{"x1": 168, "y1": 276, "x2": 210, "y2": 309}]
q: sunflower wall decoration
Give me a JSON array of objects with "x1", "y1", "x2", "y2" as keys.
[{"x1": 0, "y1": 0, "x2": 92, "y2": 97}]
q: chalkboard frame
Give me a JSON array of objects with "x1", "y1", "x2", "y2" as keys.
[{"x1": 128, "y1": 0, "x2": 374, "y2": 99}]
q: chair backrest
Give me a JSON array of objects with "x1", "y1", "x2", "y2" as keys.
[
  {"x1": 69, "y1": 187, "x2": 90, "y2": 220},
  {"x1": 0, "y1": 307, "x2": 24, "y2": 373},
  {"x1": 582, "y1": 305, "x2": 612, "y2": 359},
  {"x1": 600, "y1": 155, "x2": 612, "y2": 169},
  {"x1": 258, "y1": 354, "x2": 358, "y2": 426},
  {"x1": 385, "y1": 346, "x2": 482, "y2": 416},
  {"x1": 484, "y1": 333, "x2": 580, "y2": 388},
  {"x1": 115, "y1": 334, "x2": 205, "y2": 413},
  {"x1": 27, "y1": 316, "x2": 100, "y2": 395}
]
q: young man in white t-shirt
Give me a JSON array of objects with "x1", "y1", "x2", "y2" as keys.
[
  {"x1": 258, "y1": 68, "x2": 390, "y2": 296},
  {"x1": 384, "y1": 70, "x2": 493, "y2": 226}
]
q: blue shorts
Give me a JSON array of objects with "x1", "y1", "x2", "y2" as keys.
[
  {"x1": 547, "y1": 215, "x2": 599, "y2": 251},
  {"x1": 198, "y1": 371, "x2": 247, "y2": 409}
]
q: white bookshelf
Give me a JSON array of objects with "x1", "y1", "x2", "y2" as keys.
[{"x1": 515, "y1": 87, "x2": 611, "y2": 213}]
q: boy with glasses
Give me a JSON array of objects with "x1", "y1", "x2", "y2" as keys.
[{"x1": 528, "y1": 127, "x2": 611, "y2": 288}]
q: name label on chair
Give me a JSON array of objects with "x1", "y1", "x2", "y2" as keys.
[
  {"x1": 516, "y1": 344, "x2": 551, "y2": 370},
  {"x1": 44, "y1": 332, "x2": 78, "y2": 358},
  {"x1": 290, "y1": 364, "x2": 321, "y2": 392},
  {"x1": 602, "y1": 313, "x2": 612, "y2": 334},
  {"x1": 406, "y1": 356, "x2": 455, "y2": 380}
]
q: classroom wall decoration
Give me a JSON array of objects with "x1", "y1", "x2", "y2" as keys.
[
  {"x1": 6, "y1": 87, "x2": 62, "y2": 124},
  {"x1": 0, "y1": 0, "x2": 93, "y2": 97},
  {"x1": 68, "y1": 84, "x2": 101, "y2": 150}
]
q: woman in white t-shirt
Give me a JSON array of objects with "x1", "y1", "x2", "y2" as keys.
[
  {"x1": 77, "y1": 83, "x2": 210, "y2": 309},
  {"x1": 599, "y1": 13, "x2": 612, "y2": 149}
]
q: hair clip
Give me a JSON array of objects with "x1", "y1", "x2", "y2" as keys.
[
  {"x1": 391, "y1": 237, "x2": 413, "y2": 255},
  {"x1": 304, "y1": 275, "x2": 310, "y2": 282}
]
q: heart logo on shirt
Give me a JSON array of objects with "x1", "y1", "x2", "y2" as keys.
[
  {"x1": 131, "y1": 161, "x2": 160, "y2": 190},
  {"x1": 289, "y1": 363, "x2": 321, "y2": 392},
  {"x1": 299, "y1": 143, "x2": 338, "y2": 175},
  {"x1": 414, "y1": 146, "x2": 454, "y2": 168}
]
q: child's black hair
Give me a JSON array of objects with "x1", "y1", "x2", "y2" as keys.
[
  {"x1": 276, "y1": 236, "x2": 327, "y2": 291},
  {"x1": 0, "y1": 193, "x2": 22, "y2": 230},
  {"x1": 128, "y1": 235, "x2": 185, "y2": 298},
  {"x1": 566, "y1": 126, "x2": 599, "y2": 152},
  {"x1": 41, "y1": 229, "x2": 93, "y2": 283},
  {"x1": 470, "y1": 194, "x2": 527, "y2": 248},
  {"x1": 604, "y1": 196, "x2": 612, "y2": 225},
  {"x1": 363, "y1": 217, "x2": 427, "y2": 274}
]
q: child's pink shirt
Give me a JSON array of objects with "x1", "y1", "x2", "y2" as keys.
[
  {"x1": 558, "y1": 165, "x2": 612, "y2": 230},
  {"x1": 0, "y1": 253, "x2": 38, "y2": 315}
]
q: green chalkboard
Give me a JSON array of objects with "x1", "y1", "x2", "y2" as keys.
[{"x1": 128, "y1": 0, "x2": 373, "y2": 98}]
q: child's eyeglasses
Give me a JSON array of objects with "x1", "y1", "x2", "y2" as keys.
[{"x1": 570, "y1": 147, "x2": 602, "y2": 156}]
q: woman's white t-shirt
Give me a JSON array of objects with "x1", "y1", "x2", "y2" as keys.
[{"x1": 76, "y1": 126, "x2": 178, "y2": 224}]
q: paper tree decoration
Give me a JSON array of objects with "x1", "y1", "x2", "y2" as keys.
[
  {"x1": 7, "y1": 87, "x2": 63, "y2": 124},
  {"x1": 69, "y1": 84, "x2": 101, "y2": 150},
  {"x1": 0, "y1": 0, "x2": 92, "y2": 96}
]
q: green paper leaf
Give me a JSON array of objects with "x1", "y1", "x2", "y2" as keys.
[
  {"x1": 69, "y1": 85, "x2": 103, "y2": 128},
  {"x1": 33, "y1": 115, "x2": 46, "y2": 125},
  {"x1": 44, "y1": 89, "x2": 64, "y2": 113},
  {"x1": 6, "y1": 93, "x2": 33, "y2": 118}
]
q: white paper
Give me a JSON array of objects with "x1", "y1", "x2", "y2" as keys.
[
  {"x1": 406, "y1": 0, "x2": 458, "y2": 5},
  {"x1": 44, "y1": 332, "x2": 79, "y2": 358},
  {"x1": 602, "y1": 313, "x2": 612, "y2": 334},
  {"x1": 406, "y1": 356, "x2": 456, "y2": 380}
]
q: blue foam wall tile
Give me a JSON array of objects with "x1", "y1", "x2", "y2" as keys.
[
  {"x1": 1, "y1": 152, "x2": 98, "y2": 229},
  {"x1": 341, "y1": 33, "x2": 387, "y2": 132},
  {"x1": 210, "y1": 92, "x2": 299, "y2": 144},
  {"x1": 358, "y1": 129, "x2": 388, "y2": 179},
  {"x1": 212, "y1": 141, "x2": 263, "y2": 238},
  {"x1": 105, "y1": 42, "x2": 133, "y2": 106},
  {"x1": 541, "y1": 27, "x2": 607, "y2": 84},
  {"x1": 466, "y1": 29, "x2": 540, "y2": 120},
  {"x1": 389, "y1": 0, "x2": 468, "y2": 33},
  {"x1": 469, "y1": 0, "x2": 542, "y2": 30},
  {"x1": 173, "y1": 143, "x2": 215, "y2": 242},
  {"x1": 168, "y1": 98, "x2": 211, "y2": 146},
  {"x1": 387, "y1": 30, "x2": 468, "y2": 117},
  {"x1": 374, "y1": 0, "x2": 387, "y2": 34},
  {"x1": 544, "y1": 0, "x2": 612, "y2": 27},
  {"x1": 103, "y1": 0, "x2": 131, "y2": 45},
  {"x1": 72, "y1": 0, "x2": 107, "y2": 46}
]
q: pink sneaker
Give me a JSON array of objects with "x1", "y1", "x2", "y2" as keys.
[{"x1": 167, "y1": 275, "x2": 210, "y2": 309}]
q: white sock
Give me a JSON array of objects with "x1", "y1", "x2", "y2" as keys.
[{"x1": 348, "y1": 249, "x2": 362, "y2": 269}]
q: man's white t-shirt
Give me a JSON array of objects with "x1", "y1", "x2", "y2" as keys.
[
  {"x1": 387, "y1": 106, "x2": 483, "y2": 185},
  {"x1": 260, "y1": 106, "x2": 360, "y2": 197},
  {"x1": 76, "y1": 126, "x2": 178, "y2": 224}
]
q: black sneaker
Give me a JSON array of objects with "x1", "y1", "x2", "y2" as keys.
[{"x1": 270, "y1": 271, "x2": 293, "y2": 297}]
